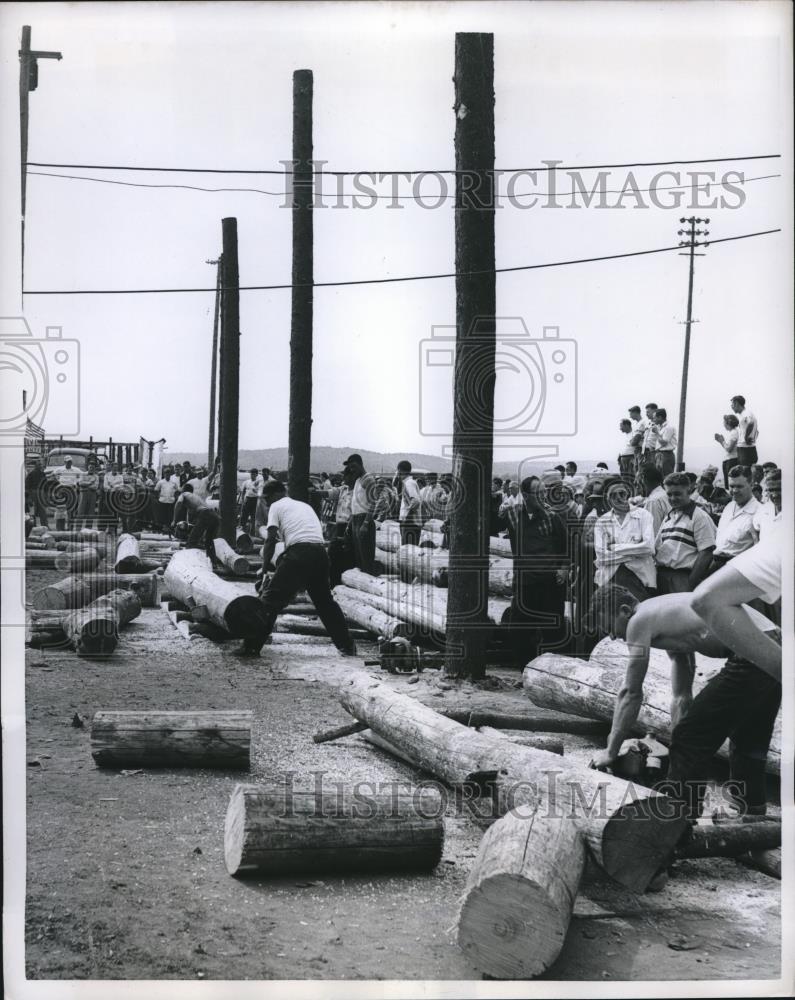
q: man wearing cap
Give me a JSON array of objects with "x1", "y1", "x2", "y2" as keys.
[
  {"x1": 397, "y1": 460, "x2": 423, "y2": 546},
  {"x1": 343, "y1": 453, "x2": 378, "y2": 575},
  {"x1": 245, "y1": 480, "x2": 356, "y2": 657}
]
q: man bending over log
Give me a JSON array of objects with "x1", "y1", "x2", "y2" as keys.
[
  {"x1": 589, "y1": 576, "x2": 781, "y2": 819},
  {"x1": 173, "y1": 484, "x2": 220, "y2": 562},
  {"x1": 242, "y1": 481, "x2": 357, "y2": 657}
]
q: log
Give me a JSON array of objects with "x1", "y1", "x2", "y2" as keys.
[
  {"x1": 334, "y1": 584, "x2": 445, "y2": 638},
  {"x1": 114, "y1": 533, "x2": 142, "y2": 573},
  {"x1": 41, "y1": 529, "x2": 104, "y2": 542},
  {"x1": 163, "y1": 549, "x2": 269, "y2": 639},
  {"x1": 333, "y1": 591, "x2": 412, "y2": 640},
  {"x1": 223, "y1": 783, "x2": 444, "y2": 876},
  {"x1": 25, "y1": 548, "x2": 100, "y2": 572},
  {"x1": 62, "y1": 590, "x2": 142, "y2": 656},
  {"x1": 235, "y1": 528, "x2": 253, "y2": 554},
  {"x1": 477, "y1": 727, "x2": 564, "y2": 756},
  {"x1": 313, "y1": 720, "x2": 369, "y2": 744},
  {"x1": 91, "y1": 710, "x2": 253, "y2": 768},
  {"x1": 54, "y1": 540, "x2": 103, "y2": 553},
  {"x1": 393, "y1": 545, "x2": 513, "y2": 598},
  {"x1": 213, "y1": 537, "x2": 250, "y2": 575},
  {"x1": 738, "y1": 847, "x2": 781, "y2": 879},
  {"x1": 524, "y1": 644, "x2": 781, "y2": 775},
  {"x1": 457, "y1": 806, "x2": 585, "y2": 979},
  {"x1": 443, "y1": 709, "x2": 609, "y2": 738},
  {"x1": 675, "y1": 819, "x2": 780, "y2": 859},
  {"x1": 337, "y1": 673, "x2": 687, "y2": 892}
]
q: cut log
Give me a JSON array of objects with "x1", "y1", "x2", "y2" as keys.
[
  {"x1": 381, "y1": 545, "x2": 513, "y2": 598},
  {"x1": 313, "y1": 720, "x2": 369, "y2": 744},
  {"x1": 213, "y1": 537, "x2": 250, "y2": 575},
  {"x1": 223, "y1": 783, "x2": 443, "y2": 876},
  {"x1": 738, "y1": 847, "x2": 781, "y2": 879},
  {"x1": 33, "y1": 571, "x2": 159, "y2": 611},
  {"x1": 334, "y1": 583, "x2": 445, "y2": 638},
  {"x1": 114, "y1": 533, "x2": 142, "y2": 573},
  {"x1": 61, "y1": 590, "x2": 142, "y2": 656},
  {"x1": 333, "y1": 591, "x2": 411, "y2": 640},
  {"x1": 54, "y1": 540, "x2": 103, "y2": 553},
  {"x1": 675, "y1": 819, "x2": 780, "y2": 859},
  {"x1": 26, "y1": 548, "x2": 100, "y2": 572},
  {"x1": 41, "y1": 529, "x2": 104, "y2": 543},
  {"x1": 524, "y1": 645, "x2": 781, "y2": 775},
  {"x1": 91, "y1": 710, "x2": 253, "y2": 768},
  {"x1": 477, "y1": 727, "x2": 564, "y2": 756},
  {"x1": 457, "y1": 806, "x2": 585, "y2": 979},
  {"x1": 163, "y1": 549, "x2": 269, "y2": 639},
  {"x1": 337, "y1": 673, "x2": 687, "y2": 892},
  {"x1": 235, "y1": 528, "x2": 253, "y2": 554},
  {"x1": 443, "y1": 709, "x2": 609, "y2": 738}
]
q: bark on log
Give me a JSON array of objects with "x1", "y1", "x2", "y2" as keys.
[
  {"x1": 114, "y1": 533, "x2": 142, "y2": 573},
  {"x1": 457, "y1": 806, "x2": 585, "y2": 979},
  {"x1": 333, "y1": 591, "x2": 411, "y2": 640},
  {"x1": 337, "y1": 673, "x2": 687, "y2": 891},
  {"x1": 213, "y1": 537, "x2": 250, "y2": 575},
  {"x1": 524, "y1": 645, "x2": 781, "y2": 775},
  {"x1": 441, "y1": 709, "x2": 608, "y2": 737},
  {"x1": 91, "y1": 710, "x2": 253, "y2": 768},
  {"x1": 334, "y1": 584, "x2": 445, "y2": 638},
  {"x1": 62, "y1": 590, "x2": 142, "y2": 656},
  {"x1": 26, "y1": 548, "x2": 100, "y2": 572},
  {"x1": 477, "y1": 727, "x2": 564, "y2": 756},
  {"x1": 54, "y1": 540, "x2": 103, "y2": 553},
  {"x1": 738, "y1": 847, "x2": 781, "y2": 879},
  {"x1": 395, "y1": 545, "x2": 513, "y2": 597},
  {"x1": 224, "y1": 783, "x2": 444, "y2": 876},
  {"x1": 235, "y1": 528, "x2": 253, "y2": 554},
  {"x1": 163, "y1": 549, "x2": 269, "y2": 639},
  {"x1": 675, "y1": 820, "x2": 780, "y2": 859},
  {"x1": 41, "y1": 529, "x2": 104, "y2": 542},
  {"x1": 34, "y1": 572, "x2": 157, "y2": 612}
]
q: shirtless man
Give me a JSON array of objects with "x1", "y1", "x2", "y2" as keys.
[{"x1": 588, "y1": 584, "x2": 781, "y2": 818}]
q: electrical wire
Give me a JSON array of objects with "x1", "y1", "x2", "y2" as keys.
[
  {"x1": 22, "y1": 228, "x2": 781, "y2": 296},
  {"x1": 26, "y1": 153, "x2": 781, "y2": 176},
  {"x1": 27, "y1": 169, "x2": 783, "y2": 201}
]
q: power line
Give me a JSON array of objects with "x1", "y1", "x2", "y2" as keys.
[
  {"x1": 27, "y1": 169, "x2": 783, "y2": 201},
  {"x1": 26, "y1": 153, "x2": 781, "y2": 176},
  {"x1": 22, "y1": 228, "x2": 781, "y2": 296}
]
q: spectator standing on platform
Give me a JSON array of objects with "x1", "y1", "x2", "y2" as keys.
[
  {"x1": 650, "y1": 408, "x2": 676, "y2": 477},
  {"x1": 594, "y1": 478, "x2": 656, "y2": 601},
  {"x1": 618, "y1": 419, "x2": 635, "y2": 476},
  {"x1": 731, "y1": 395, "x2": 759, "y2": 466},
  {"x1": 637, "y1": 402, "x2": 658, "y2": 469},
  {"x1": 715, "y1": 413, "x2": 740, "y2": 487},
  {"x1": 397, "y1": 460, "x2": 422, "y2": 546},
  {"x1": 654, "y1": 472, "x2": 716, "y2": 593}
]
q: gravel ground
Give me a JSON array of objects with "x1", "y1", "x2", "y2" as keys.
[{"x1": 23, "y1": 561, "x2": 781, "y2": 983}]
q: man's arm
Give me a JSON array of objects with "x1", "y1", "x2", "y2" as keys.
[
  {"x1": 261, "y1": 525, "x2": 278, "y2": 573},
  {"x1": 668, "y1": 652, "x2": 695, "y2": 728},
  {"x1": 688, "y1": 546, "x2": 715, "y2": 588},
  {"x1": 592, "y1": 640, "x2": 651, "y2": 769}
]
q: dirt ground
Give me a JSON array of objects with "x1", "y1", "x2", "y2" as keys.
[{"x1": 23, "y1": 560, "x2": 781, "y2": 983}]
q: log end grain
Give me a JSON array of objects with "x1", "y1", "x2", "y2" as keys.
[{"x1": 601, "y1": 794, "x2": 689, "y2": 892}]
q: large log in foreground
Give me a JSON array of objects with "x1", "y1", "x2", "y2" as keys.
[
  {"x1": 32, "y1": 572, "x2": 159, "y2": 610},
  {"x1": 337, "y1": 673, "x2": 687, "y2": 892},
  {"x1": 114, "y1": 533, "x2": 142, "y2": 573},
  {"x1": 457, "y1": 807, "x2": 585, "y2": 979},
  {"x1": 26, "y1": 548, "x2": 100, "y2": 572},
  {"x1": 224, "y1": 783, "x2": 444, "y2": 876},
  {"x1": 163, "y1": 549, "x2": 269, "y2": 639},
  {"x1": 524, "y1": 645, "x2": 781, "y2": 775},
  {"x1": 62, "y1": 590, "x2": 142, "y2": 656},
  {"x1": 91, "y1": 710, "x2": 253, "y2": 768}
]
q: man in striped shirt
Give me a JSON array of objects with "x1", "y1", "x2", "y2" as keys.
[{"x1": 654, "y1": 472, "x2": 716, "y2": 594}]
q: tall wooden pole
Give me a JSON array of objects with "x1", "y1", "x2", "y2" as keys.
[
  {"x1": 207, "y1": 256, "x2": 222, "y2": 469},
  {"x1": 675, "y1": 216, "x2": 708, "y2": 471},
  {"x1": 287, "y1": 69, "x2": 314, "y2": 503},
  {"x1": 219, "y1": 220, "x2": 240, "y2": 546},
  {"x1": 444, "y1": 33, "x2": 496, "y2": 680}
]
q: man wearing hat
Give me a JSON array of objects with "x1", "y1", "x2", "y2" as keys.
[{"x1": 343, "y1": 453, "x2": 378, "y2": 574}]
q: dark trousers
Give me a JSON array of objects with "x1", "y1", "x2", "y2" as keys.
[
  {"x1": 618, "y1": 455, "x2": 635, "y2": 477},
  {"x1": 255, "y1": 543, "x2": 353, "y2": 652},
  {"x1": 667, "y1": 656, "x2": 780, "y2": 818},
  {"x1": 655, "y1": 450, "x2": 676, "y2": 477},
  {"x1": 510, "y1": 572, "x2": 566, "y2": 665},
  {"x1": 722, "y1": 458, "x2": 736, "y2": 488},
  {"x1": 737, "y1": 445, "x2": 758, "y2": 466},
  {"x1": 609, "y1": 564, "x2": 652, "y2": 602},
  {"x1": 27, "y1": 492, "x2": 49, "y2": 528},
  {"x1": 400, "y1": 522, "x2": 421, "y2": 546},
  {"x1": 241, "y1": 496, "x2": 258, "y2": 533},
  {"x1": 187, "y1": 508, "x2": 220, "y2": 559},
  {"x1": 656, "y1": 566, "x2": 692, "y2": 594},
  {"x1": 350, "y1": 513, "x2": 376, "y2": 574}
]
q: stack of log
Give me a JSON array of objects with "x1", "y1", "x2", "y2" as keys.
[
  {"x1": 28, "y1": 589, "x2": 142, "y2": 656},
  {"x1": 26, "y1": 526, "x2": 104, "y2": 572},
  {"x1": 376, "y1": 518, "x2": 512, "y2": 558},
  {"x1": 115, "y1": 533, "x2": 180, "y2": 574}
]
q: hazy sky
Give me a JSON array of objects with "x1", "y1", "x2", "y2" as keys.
[{"x1": 1, "y1": 1, "x2": 792, "y2": 470}]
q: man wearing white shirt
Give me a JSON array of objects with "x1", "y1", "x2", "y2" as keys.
[
  {"x1": 498, "y1": 481, "x2": 523, "y2": 554},
  {"x1": 708, "y1": 466, "x2": 759, "y2": 575},
  {"x1": 397, "y1": 460, "x2": 422, "y2": 546},
  {"x1": 650, "y1": 408, "x2": 677, "y2": 477},
  {"x1": 730, "y1": 395, "x2": 759, "y2": 466},
  {"x1": 344, "y1": 453, "x2": 377, "y2": 574},
  {"x1": 594, "y1": 478, "x2": 656, "y2": 600},
  {"x1": 639, "y1": 402, "x2": 658, "y2": 468},
  {"x1": 563, "y1": 461, "x2": 586, "y2": 493},
  {"x1": 639, "y1": 465, "x2": 671, "y2": 536},
  {"x1": 240, "y1": 468, "x2": 264, "y2": 533},
  {"x1": 102, "y1": 462, "x2": 125, "y2": 533},
  {"x1": 53, "y1": 456, "x2": 80, "y2": 528},
  {"x1": 244, "y1": 480, "x2": 355, "y2": 657},
  {"x1": 618, "y1": 419, "x2": 635, "y2": 476},
  {"x1": 154, "y1": 471, "x2": 179, "y2": 533}
]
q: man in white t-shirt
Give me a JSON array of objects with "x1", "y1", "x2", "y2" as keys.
[
  {"x1": 242, "y1": 480, "x2": 355, "y2": 657},
  {"x1": 730, "y1": 395, "x2": 759, "y2": 466},
  {"x1": 154, "y1": 471, "x2": 179, "y2": 533},
  {"x1": 397, "y1": 460, "x2": 422, "y2": 546},
  {"x1": 240, "y1": 468, "x2": 265, "y2": 534},
  {"x1": 343, "y1": 453, "x2": 377, "y2": 575}
]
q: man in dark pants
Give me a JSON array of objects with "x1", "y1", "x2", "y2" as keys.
[
  {"x1": 173, "y1": 484, "x2": 220, "y2": 561},
  {"x1": 509, "y1": 476, "x2": 570, "y2": 666},
  {"x1": 343, "y1": 453, "x2": 377, "y2": 575},
  {"x1": 25, "y1": 456, "x2": 49, "y2": 527},
  {"x1": 396, "y1": 460, "x2": 422, "y2": 546},
  {"x1": 243, "y1": 480, "x2": 356, "y2": 656}
]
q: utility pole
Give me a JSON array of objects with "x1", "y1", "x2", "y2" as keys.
[
  {"x1": 206, "y1": 257, "x2": 222, "y2": 469},
  {"x1": 287, "y1": 69, "x2": 314, "y2": 503},
  {"x1": 219, "y1": 220, "x2": 240, "y2": 546},
  {"x1": 444, "y1": 33, "x2": 496, "y2": 681},
  {"x1": 675, "y1": 217, "x2": 709, "y2": 470},
  {"x1": 19, "y1": 25, "x2": 62, "y2": 289}
]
